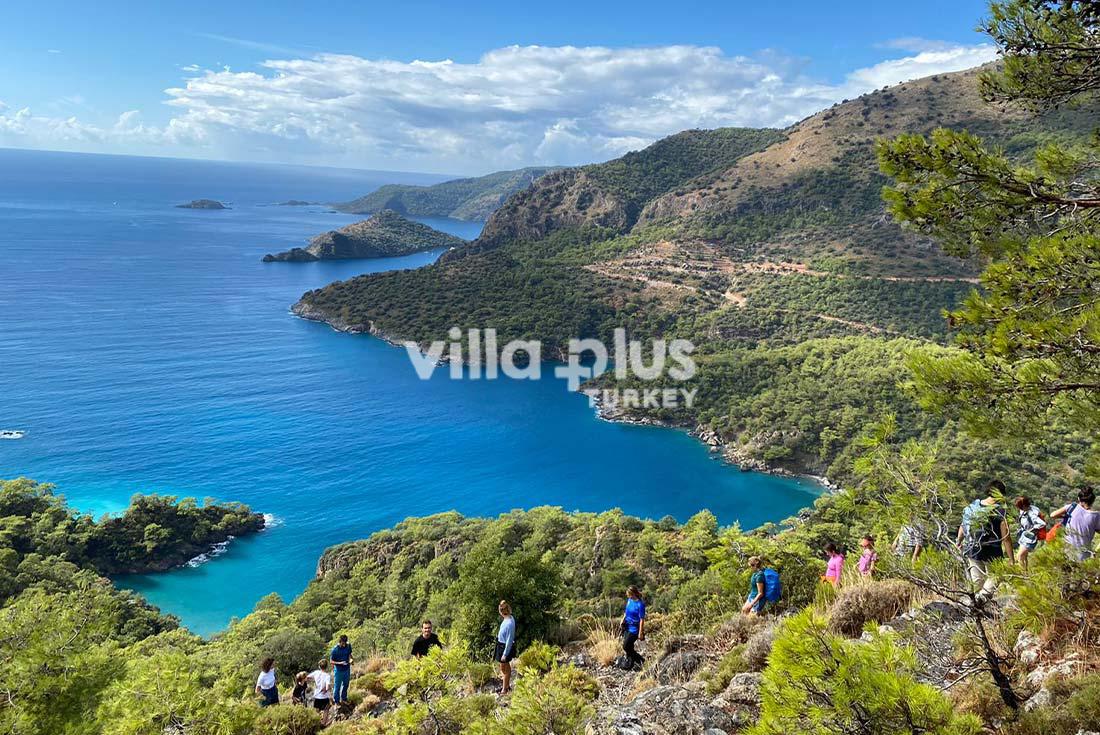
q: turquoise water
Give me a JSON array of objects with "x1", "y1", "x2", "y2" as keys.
[{"x1": 0, "y1": 148, "x2": 821, "y2": 635}]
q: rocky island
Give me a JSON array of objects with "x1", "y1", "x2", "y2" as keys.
[
  {"x1": 176, "y1": 199, "x2": 227, "y2": 209},
  {"x1": 261, "y1": 209, "x2": 466, "y2": 262}
]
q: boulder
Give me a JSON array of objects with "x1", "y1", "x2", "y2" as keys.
[
  {"x1": 586, "y1": 683, "x2": 738, "y2": 735},
  {"x1": 656, "y1": 651, "x2": 706, "y2": 684},
  {"x1": 1014, "y1": 630, "x2": 1043, "y2": 667},
  {"x1": 720, "y1": 673, "x2": 762, "y2": 705}
]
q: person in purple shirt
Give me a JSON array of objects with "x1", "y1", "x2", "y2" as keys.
[
  {"x1": 1054, "y1": 487, "x2": 1100, "y2": 562},
  {"x1": 621, "y1": 585, "x2": 646, "y2": 669}
]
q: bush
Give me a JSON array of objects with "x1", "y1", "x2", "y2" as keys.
[
  {"x1": 756, "y1": 611, "x2": 981, "y2": 735},
  {"x1": 448, "y1": 538, "x2": 563, "y2": 658},
  {"x1": 713, "y1": 615, "x2": 766, "y2": 648},
  {"x1": 544, "y1": 666, "x2": 600, "y2": 699},
  {"x1": 251, "y1": 705, "x2": 322, "y2": 735},
  {"x1": 705, "y1": 645, "x2": 749, "y2": 696},
  {"x1": 261, "y1": 628, "x2": 326, "y2": 683},
  {"x1": 826, "y1": 580, "x2": 914, "y2": 637},
  {"x1": 517, "y1": 641, "x2": 559, "y2": 675}
]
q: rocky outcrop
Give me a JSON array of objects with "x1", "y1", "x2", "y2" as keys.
[
  {"x1": 176, "y1": 199, "x2": 226, "y2": 209},
  {"x1": 263, "y1": 210, "x2": 465, "y2": 262},
  {"x1": 586, "y1": 682, "x2": 741, "y2": 735}
]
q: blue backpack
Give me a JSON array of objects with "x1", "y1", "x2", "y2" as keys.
[{"x1": 763, "y1": 568, "x2": 782, "y2": 603}]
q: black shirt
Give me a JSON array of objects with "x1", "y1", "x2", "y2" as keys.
[{"x1": 411, "y1": 633, "x2": 442, "y2": 658}]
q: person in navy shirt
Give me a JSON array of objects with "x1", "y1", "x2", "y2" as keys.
[
  {"x1": 330, "y1": 634, "x2": 353, "y2": 705},
  {"x1": 621, "y1": 585, "x2": 646, "y2": 669}
]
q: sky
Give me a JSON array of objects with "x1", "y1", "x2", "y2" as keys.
[{"x1": 0, "y1": 0, "x2": 999, "y2": 175}]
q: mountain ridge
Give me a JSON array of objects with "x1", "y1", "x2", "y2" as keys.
[{"x1": 332, "y1": 166, "x2": 561, "y2": 221}]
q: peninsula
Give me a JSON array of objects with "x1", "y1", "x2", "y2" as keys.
[{"x1": 262, "y1": 209, "x2": 466, "y2": 262}]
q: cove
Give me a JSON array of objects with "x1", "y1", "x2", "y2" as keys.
[{"x1": 0, "y1": 149, "x2": 821, "y2": 635}]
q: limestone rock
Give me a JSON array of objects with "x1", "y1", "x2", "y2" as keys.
[{"x1": 587, "y1": 683, "x2": 738, "y2": 735}]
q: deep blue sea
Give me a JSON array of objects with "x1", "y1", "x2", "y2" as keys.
[{"x1": 0, "y1": 148, "x2": 821, "y2": 635}]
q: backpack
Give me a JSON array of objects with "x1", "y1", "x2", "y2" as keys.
[
  {"x1": 966, "y1": 502, "x2": 1006, "y2": 561},
  {"x1": 763, "y1": 568, "x2": 782, "y2": 603},
  {"x1": 1048, "y1": 503, "x2": 1077, "y2": 541}
]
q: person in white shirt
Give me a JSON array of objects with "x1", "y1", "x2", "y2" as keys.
[
  {"x1": 255, "y1": 657, "x2": 278, "y2": 706},
  {"x1": 308, "y1": 659, "x2": 333, "y2": 722}
]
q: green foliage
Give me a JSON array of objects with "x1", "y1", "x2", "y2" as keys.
[
  {"x1": 470, "y1": 666, "x2": 598, "y2": 735},
  {"x1": 705, "y1": 645, "x2": 750, "y2": 695},
  {"x1": 0, "y1": 477, "x2": 264, "y2": 586},
  {"x1": 980, "y1": 0, "x2": 1100, "y2": 110},
  {"x1": 251, "y1": 705, "x2": 322, "y2": 735},
  {"x1": 516, "y1": 640, "x2": 559, "y2": 675},
  {"x1": 752, "y1": 610, "x2": 982, "y2": 735},
  {"x1": 449, "y1": 537, "x2": 563, "y2": 657},
  {"x1": 0, "y1": 586, "x2": 124, "y2": 735}
]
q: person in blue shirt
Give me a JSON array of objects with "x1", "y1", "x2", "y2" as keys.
[
  {"x1": 494, "y1": 600, "x2": 516, "y2": 694},
  {"x1": 330, "y1": 634, "x2": 353, "y2": 705},
  {"x1": 621, "y1": 585, "x2": 647, "y2": 669}
]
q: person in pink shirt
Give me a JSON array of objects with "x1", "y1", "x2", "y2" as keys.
[
  {"x1": 857, "y1": 535, "x2": 878, "y2": 577},
  {"x1": 823, "y1": 542, "x2": 845, "y2": 586}
]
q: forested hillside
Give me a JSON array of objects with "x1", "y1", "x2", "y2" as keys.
[
  {"x1": 332, "y1": 167, "x2": 560, "y2": 221},
  {"x1": 296, "y1": 60, "x2": 1099, "y2": 481}
]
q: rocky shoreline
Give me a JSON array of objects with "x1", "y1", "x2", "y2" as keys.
[
  {"x1": 291, "y1": 298, "x2": 836, "y2": 492},
  {"x1": 588, "y1": 392, "x2": 838, "y2": 491}
]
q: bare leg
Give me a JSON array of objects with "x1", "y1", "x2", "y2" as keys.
[{"x1": 500, "y1": 661, "x2": 512, "y2": 693}]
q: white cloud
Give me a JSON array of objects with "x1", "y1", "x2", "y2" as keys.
[
  {"x1": 47, "y1": 49, "x2": 62, "y2": 54},
  {"x1": 0, "y1": 41, "x2": 999, "y2": 172}
]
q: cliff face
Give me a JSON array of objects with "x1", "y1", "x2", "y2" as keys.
[
  {"x1": 451, "y1": 127, "x2": 785, "y2": 261},
  {"x1": 263, "y1": 210, "x2": 466, "y2": 262}
]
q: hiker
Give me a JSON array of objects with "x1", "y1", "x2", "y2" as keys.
[
  {"x1": 620, "y1": 585, "x2": 646, "y2": 669},
  {"x1": 291, "y1": 671, "x2": 309, "y2": 706},
  {"x1": 741, "y1": 556, "x2": 781, "y2": 615},
  {"x1": 494, "y1": 600, "x2": 516, "y2": 695},
  {"x1": 858, "y1": 535, "x2": 878, "y2": 577},
  {"x1": 893, "y1": 522, "x2": 925, "y2": 562},
  {"x1": 330, "y1": 634, "x2": 353, "y2": 705},
  {"x1": 308, "y1": 659, "x2": 334, "y2": 722},
  {"x1": 255, "y1": 657, "x2": 279, "y2": 707},
  {"x1": 1014, "y1": 496, "x2": 1046, "y2": 571},
  {"x1": 957, "y1": 482, "x2": 1014, "y2": 600},
  {"x1": 823, "y1": 543, "x2": 845, "y2": 586},
  {"x1": 411, "y1": 620, "x2": 443, "y2": 658},
  {"x1": 1052, "y1": 487, "x2": 1100, "y2": 562}
]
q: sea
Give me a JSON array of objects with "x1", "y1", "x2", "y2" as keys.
[{"x1": 0, "y1": 148, "x2": 821, "y2": 635}]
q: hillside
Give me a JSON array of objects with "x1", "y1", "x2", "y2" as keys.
[
  {"x1": 332, "y1": 166, "x2": 560, "y2": 221},
  {"x1": 262, "y1": 210, "x2": 466, "y2": 262},
  {"x1": 293, "y1": 65, "x2": 1100, "y2": 479}
]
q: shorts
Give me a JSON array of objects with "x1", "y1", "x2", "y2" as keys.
[
  {"x1": 260, "y1": 687, "x2": 279, "y2": 706},
  {"x1": 493, "y1": 641, "x2": 515, "y2": 663},
  {"x1": 313, "y1": 697, "x2": 331, "y2": 711},
  {"x1": 747, "y1": 595, "x2": 765, "y2": 613}
]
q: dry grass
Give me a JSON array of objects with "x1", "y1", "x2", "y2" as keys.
[
  {"x1": 625, "y1": 675, "x2": 658, "y2": 700},
  {"x1": 362, "y1": 655, "x2": 393, "y2": 675},
  {"x1": 826, "y1": 580, "x2": 915, "y2": 637},
  {"x1": 743, "y1": 624, "x2": 776, "y2": 672},
  {"x1": 577, "y1": 614, "x2": 624, "y2": 667}
]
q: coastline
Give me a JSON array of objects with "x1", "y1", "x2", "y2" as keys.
[{"x1": 291, "y1": 298, "x2": 838, "y2": 493}]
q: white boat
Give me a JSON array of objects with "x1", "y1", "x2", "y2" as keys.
[{"x1": 0, "y1": 430, "x2": 25, "y2": 440}]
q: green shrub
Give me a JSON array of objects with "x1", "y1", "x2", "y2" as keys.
[
  {"x1": 261, "y1": 628, "x2": 325, "y2": 683},
  {"x1": 705, "y1": 645, "x2": 750, "y2": 696},
  {"x1": 517, "y1": 641, "x2": 559, "y2": 675},
  {"x1": 251, "y1": 705, "x2": 322, "y2": 735},
  {"x1": 753, "y1": 610, "x2": 981, "y2": 735}
]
